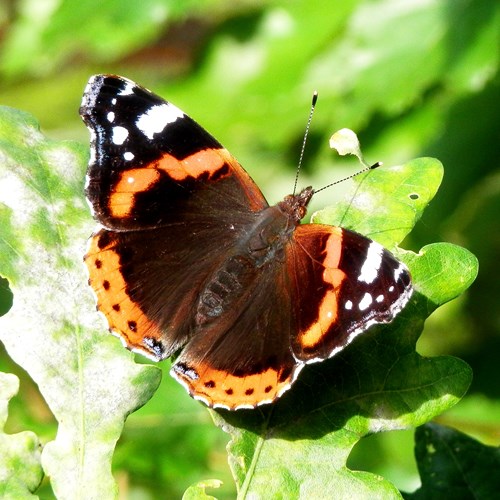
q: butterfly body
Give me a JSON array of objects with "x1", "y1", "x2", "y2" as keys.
[{"x1": 81, "y1": 75, "x2": 412, "y2": 410}]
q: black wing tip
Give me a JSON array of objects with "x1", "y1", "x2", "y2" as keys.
[{"x1": 80, "y1": 74, "x2": 137, "y2": 119}]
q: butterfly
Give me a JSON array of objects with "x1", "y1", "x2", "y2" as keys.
[{"x1": 80, "y1": 75, "x2": 413, "y2": 410}]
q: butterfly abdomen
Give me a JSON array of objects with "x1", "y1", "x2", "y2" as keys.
[{"x1": 196, "y1": 255, "x2": 251, "y2": 323}]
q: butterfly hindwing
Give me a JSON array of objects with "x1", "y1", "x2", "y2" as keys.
[{"x1": 171, "y1": 221, "x2": 412, "y2": 410}]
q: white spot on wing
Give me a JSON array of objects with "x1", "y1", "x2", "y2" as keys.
[
  {"x1": 394, "y1": 263, "x2": 405, "y2": 281},
  {"x1": 359, "y1": 292, "x2": 373, "y2": 311},
  {"x1": 107, "y1": 111, "x2": 115, "y2": 122},
  {"x1": 345, "y1": 300, "x2": 353, "y2": 310},
  {"x1": 118, "y1": 82, "x2": 135, "y2": 96},
  {"x1": 358, "y1": 241, "x2": 384, "y2": 284},
  {"x1": 123, "y1": 151, "x2": 134, "y2": 161},
  {"x1": 376, "y1": 294, "x2": 384, "y2": 303},
  {"x1": 136, "y1": 103, "x2": 184, "y2": 140},
  {"x1": 112, "y1": 126, "x2": 128, "y2": 145}
]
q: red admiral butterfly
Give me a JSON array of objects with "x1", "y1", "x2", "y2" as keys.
[{"x1": 81, "y1": 75, "x2": 412, "y2": 410}]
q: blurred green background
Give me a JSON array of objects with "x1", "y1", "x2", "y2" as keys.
[{"x1": 0, "y1": 0, "x2": 499, "y2": 498}]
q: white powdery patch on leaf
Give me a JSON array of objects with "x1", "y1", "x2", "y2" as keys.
[
  {"x1": 43, "y1": 145, "x2": 84, "y2": 182},
  {"x1": 21, "y1": 122, "x2": 46, "y2": 148},
  {"x1": 0, "y1": 162, "x2": 36, "y2": 226},
  {"x1": 350, "y1": 191, "x2": 387, "y2": 214}
]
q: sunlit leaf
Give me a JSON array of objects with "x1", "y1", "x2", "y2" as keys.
[
  {"x1": 312, "y1": 158, "x2": 444, "y2": 249},
  {"x1": 0, "y1": 107, "x2": 161, "y2": 498},
  {"x1": 183, "y1": 479, "x2": 223, "y2": 500}
]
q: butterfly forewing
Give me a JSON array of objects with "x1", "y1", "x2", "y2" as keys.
[{"x1": 80, "y1": 74, "x2": 268, "y2": 231}]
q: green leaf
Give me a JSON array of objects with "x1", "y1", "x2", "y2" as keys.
[
  {"x1": 404, "y1": 243, "x2": 478, "y2": 312},
  {"x1": 211, "y1": 157, "x2": 476, "y2": 498},
  {"x1": 312, "y1": 158, "x2": 444, "y2": 249},
  {"x1": 404, "y1": 423, "x2": 500, "y2": 499},
  {"x1": 0, "y1": 106, "x2": 162, "y2": 497},
  {"x1": 183, "y1": 479, "x2": 223, "y2": 500},
  {"x1": 0, "y1": 372, "x2": 43, "y2": 499}
]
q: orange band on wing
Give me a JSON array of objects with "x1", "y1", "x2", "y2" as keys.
[
  {"x1": 157, "y1": 148, "x2": 228, "y2": 181},
  {"x1": 85, "y1": 231, "x2": 163, "y2": 359},
  {"x1": 172, "y1": 360, "x2": 298, "y2": 409},
  {"x1": 298, "y1": 228, "x2": 346, "y2": 350},
  {"x1": 107, "y1": 149, "x2": 231, "y2": 218}
]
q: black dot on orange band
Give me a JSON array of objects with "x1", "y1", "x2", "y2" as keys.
[
  {"x1": 112, "y1": 304, "x2": 120, "y2": 311},
  {"x1": 204, "y1": 380, "x2": 215, "y2": 388},
  {"x1": 225, "y1": 388, "x2": 233, "y2": 395},
  {"x1": 264, "y1": 385, "x2": 272, "y2": 393},
  {"x1": 102, "y1": 280, "x2": 110, "y2": 290},
  {"x1": 128, "y1": 321, "x2": 137, "y2": 331},
  {"x1": 95, "y1": 259, "x2": 102, "y2": 269},
  {"x1": 245, "y1": 388, "x2": 254, "y2": 396}
]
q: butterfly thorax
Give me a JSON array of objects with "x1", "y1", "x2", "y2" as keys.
[{"x1": 196, "y1": 190, "x2": 312, "y2": 325}]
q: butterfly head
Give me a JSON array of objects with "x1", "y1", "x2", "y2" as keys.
[{"x1": 278, "y1": 186, "x2": 314, "y2": 224}]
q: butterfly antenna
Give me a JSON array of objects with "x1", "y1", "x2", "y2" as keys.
[
  {"x1": 293, "y1": 91, "x2": 318, "y2": 195},
  {"x1": 314, "y1": 161, "x2": 382, "y2": 194}
]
